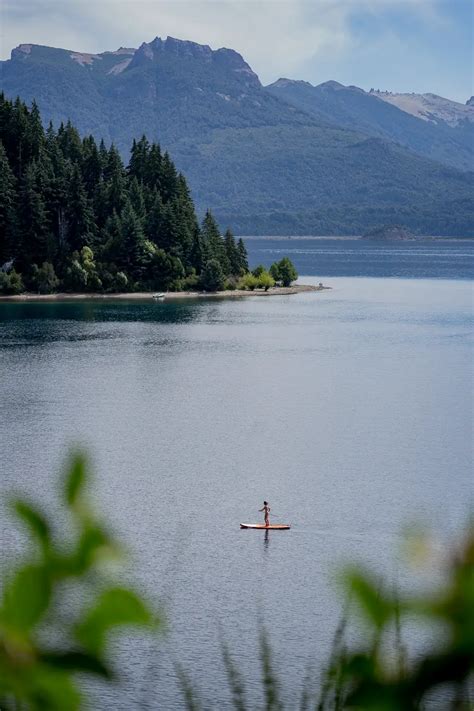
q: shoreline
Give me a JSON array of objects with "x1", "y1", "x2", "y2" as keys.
[{"x1": 0, "y1": 283, "x2": 329, "y2": 303}]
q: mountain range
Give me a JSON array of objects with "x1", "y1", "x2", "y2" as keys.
[
  {"x1": 267, "y1": 79, "x2": 473, "y2": 171},
  {"x1": 1, "y1": 37, "x2": 473, "y2": 235}
]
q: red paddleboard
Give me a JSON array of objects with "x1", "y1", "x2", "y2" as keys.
[{"x1": 240, "y1": 523, "x2": 291, "y2": 530}]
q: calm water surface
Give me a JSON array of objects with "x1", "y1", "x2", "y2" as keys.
[
  {"x1": 244, "y1": 237, "x2": 474, "y2": 279},
  {"x1": 1, "y1": 275, "x2": 473, "y2": 708}
]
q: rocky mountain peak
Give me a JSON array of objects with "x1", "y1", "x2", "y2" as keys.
[
  {"x1": 151, "y1": 36, "x2": 213, "y2": 59},
  {"x1": 11, "y1": 44, "x2": 34, "y2": 60},
  {"x1": 129, "y1": 36, "x2": 260, "y2": 86},
  {"x1": 268, "y1": 78, "x2": 314, "y2": 90},
  {"x1": 316, "y1": 80, "x2": 345, "y2": 91}
]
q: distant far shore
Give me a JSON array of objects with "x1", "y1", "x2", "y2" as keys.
[
  {"x1": 0, "y1": 284, "x2": 329, "y2": 303},
  {"x1": 239, "y1": 235, "x2": 474, "y2": 241}
]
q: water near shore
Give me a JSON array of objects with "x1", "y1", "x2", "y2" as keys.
[
  {"x1": 243, "y1": 236, "x2": 474, "y2": 279},
  {"x1": 1, "y1": 271, "x2": 473, "y2": 708}
]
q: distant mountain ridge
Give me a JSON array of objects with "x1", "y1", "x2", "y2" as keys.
[
  {"x1": 267, "y1": 78, "x2": 474, "y2": 171},
  {"x1": 1, "y1": 37, "x2": 473, "y2": 235},
  {"x1": 369, "y1": 90, "x2": 474, "y2": 127}
]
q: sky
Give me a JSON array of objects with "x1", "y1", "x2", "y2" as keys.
[{"x1": 1, "y1": 0, "x2": 473, "y2": 102}]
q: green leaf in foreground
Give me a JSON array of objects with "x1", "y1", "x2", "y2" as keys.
[
  {"x1": 0, "y1": 450, "x2": 158, "y2": 710},
  {"x1": 75, "y1": 587, "x2": 156, "y2": 654},
  {"x1": 1, "y1": 564, "x2": 51, "y2": 632},
  {"x1": 13, "y1": 500, "x2": 50, "y2": 548},
  {"x1": 64, "y1": 451, "x2": 87, "y2": 506}
]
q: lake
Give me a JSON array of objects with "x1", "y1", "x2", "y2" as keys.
[
  {"x1": 244, "y1": 236, "x2": 474, "y2": 280},
  {"x1": 1, "y1": 241, "x2": 473, "y2": 708}
]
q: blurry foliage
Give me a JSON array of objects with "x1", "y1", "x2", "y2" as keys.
[
  {"x1": 0, "y1": 452, "x2": 158, "y2": 710},
  {"x1": 178, "y1": 526, "x2": 473, "y2": 710},
  {"x1": 1, "y1": 450, "x2": 472, "y2": 710},
  {"x1": 334, "y1": 525, "x2": 474, "y2": 710}
]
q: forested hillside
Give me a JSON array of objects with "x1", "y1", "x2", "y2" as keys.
[
  {"x1": 1, "y1": 38, "x2": 473, "y2": 236},
  {"x1": 0, "y1": 96, "x2": 248, "y2": 294},
  {"x1": 266, "y1": 79, "x2": 474, "y2": 172}
]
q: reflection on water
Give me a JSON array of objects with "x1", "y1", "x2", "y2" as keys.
[
  {"x1": 0, "y1": 299, "x2": 205, "y2": 324},
  {"x1": 1, "y1": 276, "x2": 473, "y2": 710}
]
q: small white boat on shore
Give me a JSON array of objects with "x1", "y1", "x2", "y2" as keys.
[{"x1": 152, "y1": 293, "x2": 166, "y2": 301}]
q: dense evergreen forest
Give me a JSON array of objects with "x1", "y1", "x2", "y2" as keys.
[{"x1": 0, "y1": 95, "x2": 251, "y2": 294}]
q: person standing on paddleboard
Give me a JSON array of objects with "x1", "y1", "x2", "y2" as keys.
[{"x1": 259, "y1": 501, "x2": 270, "y2": 527}]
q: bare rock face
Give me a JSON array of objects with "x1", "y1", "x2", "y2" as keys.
[
  {"x1": 362, "y1": 225, "x2": 417, "y2": 240},
  {"x1": 370, "y1": 90, "x2": 474, "y2": 128}
]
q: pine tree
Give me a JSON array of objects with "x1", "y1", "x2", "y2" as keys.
[
  {"x1": 155, "y1": 201, "x2": 181, "y2": 253},
  {"x1": 11, "y1": 97, "x2": 32, "y2": 177},
  {"x1": 0, "y1": 142, "x2": 17, "y2": 263},
  {"x1": 119, "y1": 199, "x2": 148, "y2": 277},
  {"x1": 237, "y1": 238, "x2": 249, "y2": 273},
  {"x1": 128, "y1": 177, "x2": 146, "y2": 225},
  {"x1": 17, "y1": 162, "x2": 51, "y2": 269},
  {"x1": 224, "y1": 228, "x2": 241, "y2": 276},
  {"x1": 174, "y1": 174, "x2": 198, "y2": 264},
  {"x1": 82, "y1": 136, "x2": 102, "y2": 197},
  {"x1": 0, "y1": 94, "x2": 15, "y2": 165},
  {"x1": 93, "y1": 178, "x2": 109, "y2": 235},
  {"x1": 43, "y1": 125, "x2": 68, "y2": 256},
  {"x1": 160, "y1": 152, "x2": 178, "y2": 203},
  {"x1": 57, "y1": 121, "x2": 83, "y2": 163},
  {"x1": 148, "y1": 249, "x2": 185, "y2": 291},
  {"x1": 145, "y1": 190, "x2": 163, "y2": 243},
  {"x1": 128, "y1": 135, "x2": 149, "y2": 183},
  {"x1": 102, "y1": 209, "x2": 123, "y2": 263},
  {"x1": 28, "y1": 100, "x2": 45, "y2": 159},
  {"x1": 98, "y1": 139, "x2": 108, "y2": 170},
  {"x1": 145, "y1": 143, "x2": 162, "y2": 192},
  {"x1": 66, "y1": 165, "x2": 96, "y2": 252},
  {"x1": 201, "y1": 210, "x2": 230, "y2": 276},
  {"x1": 189, "y1": 228, "x2": 205, "y2": 274},
  {"x1": 201, "y1": 259, "x2": 225, "y2": 292},
  {"x1": 104, "y1": 145, "x2": 126, "y2": 214}
]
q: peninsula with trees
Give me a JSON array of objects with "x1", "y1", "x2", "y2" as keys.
[{"x1": 0, "y1": 96, "x2": 309, "y2": 299}]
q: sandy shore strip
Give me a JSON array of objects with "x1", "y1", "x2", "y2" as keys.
[{"x1": 0, "y1": 284, "x2": 330, "y2": 302}]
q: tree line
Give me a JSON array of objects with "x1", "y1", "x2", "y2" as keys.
[{"x1": 0, "y1": 95, "x2": 251, "y2": 294}]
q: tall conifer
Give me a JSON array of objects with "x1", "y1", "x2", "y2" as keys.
[
  {"x1": 17, "y1": 162, "x2": 50, "y2": 269},
  {"x1": 237, "y1": 238, "x2": 249, "y2": 273},
  {"x1": 105, "y1": 145, "x2": 126, "y2": 214},
  {"x1": 224, "y1": 228, "x2": 241, "y2": 276},
  {"x1": 0, "y1": 142, "x2": 17, "y2": 263},
  {"x1": 128, "y1": 135, "x2": 149, "y2": 183},
  {"x1": 201, "y1": 210, "x2": 230, "y2": 275},
  {"x1": 66, "y1": 165, "x2": 95, "y2": 252}
]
